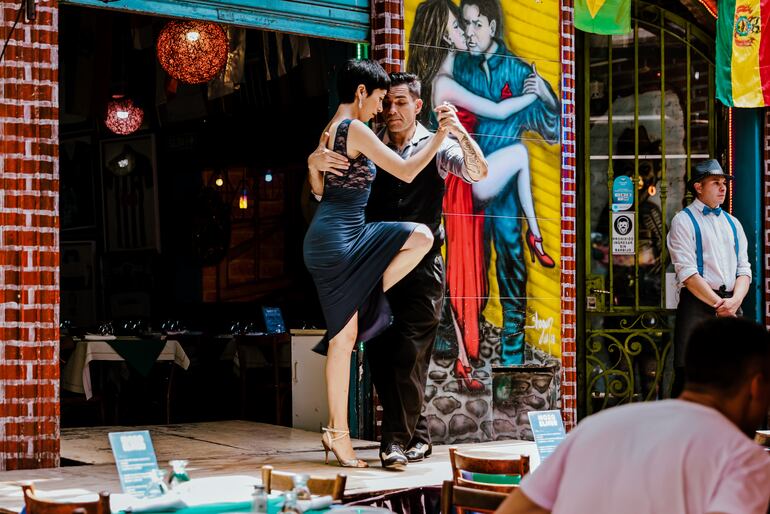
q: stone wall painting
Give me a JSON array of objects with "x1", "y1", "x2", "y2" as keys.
[{"x1": 405, "y1": 0, "x2": 562, "y2": 443}]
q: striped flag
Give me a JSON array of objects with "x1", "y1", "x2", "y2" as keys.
[
  {"x1": 574, "y1": 0, "x2": 631, "y2": 35},
  {"x1": 716, "y1": 0, "x2": 770, "y2": 107}
]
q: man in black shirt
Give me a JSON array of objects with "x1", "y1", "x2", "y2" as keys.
[{"x1": 308, "y1": 72, "x2": 487, "y2": 469}]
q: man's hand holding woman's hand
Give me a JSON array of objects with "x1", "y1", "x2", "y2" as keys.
[
  {"x1": 308, "y1": 131, "x2": 350, "y2": 177},
  {"x1": 435, "y1": 103, "x2": 465, "y2": 138}
]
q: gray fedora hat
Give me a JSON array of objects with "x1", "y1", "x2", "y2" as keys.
[{"x1": 687, "y1": 159, "x2": 732, "y2": 191}]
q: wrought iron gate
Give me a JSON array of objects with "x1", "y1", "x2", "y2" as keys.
[{"x1": 579, "y1": 2, "x2": 724, "y2": 417}]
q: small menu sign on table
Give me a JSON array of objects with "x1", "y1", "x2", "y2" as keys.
[
  {"x1": 109, "y1": 430, "x2": 163, "y2": 497},
  {"x1": 527, "y1": 410, "x2": 566, "y2": 461}
]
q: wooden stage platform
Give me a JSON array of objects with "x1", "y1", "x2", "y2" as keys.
[{"x1": 0, "y1": 421, "x2": 538, "y2": 513}]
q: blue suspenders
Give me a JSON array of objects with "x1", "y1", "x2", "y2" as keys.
[{"x1": 683, "y1": 206, "x2": 739, "y2": 278}]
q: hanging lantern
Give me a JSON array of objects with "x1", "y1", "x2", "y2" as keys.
[
  {"x1": 238, "y1": 187, "x2": 248, "y2": 210},
  {"x1": 105, "y1": 95, "x2": 144, "y2": 135},
  {"x1": 156, "y1": 20, "x2": 229, "y2": 84}
]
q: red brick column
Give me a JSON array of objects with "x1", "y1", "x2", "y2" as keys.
[
  {"x1": 0, "y1": 0, "x2": 60, "y2": 470},
  {"x1": 560, "y1": 0, "x2": 577, "y2": 430},
  {"x1": 370, "y1": 0, "x2": 404, "y2": 72},
  {"x1": 370, "y1": 0, "x2": 404, "y2": 440}
]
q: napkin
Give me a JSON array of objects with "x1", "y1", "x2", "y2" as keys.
[
  {"x1": 110, "y1": 492, "x2": 186, "y2": 513},
  {"x1": 297, "y1": 495, "x2": 334, "y2": 513}
]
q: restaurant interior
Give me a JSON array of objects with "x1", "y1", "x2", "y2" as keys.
[{"x1": 58, "y1": 4, "x2": 355, "y2": 429}]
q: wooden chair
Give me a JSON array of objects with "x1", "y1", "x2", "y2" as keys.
[
  {"x1": 440, "y1": 480, "x2": 508, "y2": 514},
  {"x1": 261, "y1": 465, "x2": 347, "y2": 501},
  {"x1": 449, "y1": 447, "x2": 530, "y2": 493},
  {"x1": 235, "y1": 332, "x2": 292, "y2": 425},
  {"x1": 21, "y1": 484, "x2": 110, "y2": 514}
]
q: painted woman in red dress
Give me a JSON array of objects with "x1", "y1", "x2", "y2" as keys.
[{"x1": 408, "y1": 0, "x2": 554, "y2": 391}]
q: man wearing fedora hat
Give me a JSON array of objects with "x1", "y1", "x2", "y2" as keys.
[{"x1": 667, "y1": 158, "x2": 752, "y2": 395}]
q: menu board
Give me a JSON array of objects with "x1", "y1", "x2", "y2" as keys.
[
  {"x1": 527, "y1": 410, "x2": 566, "y2": 461},
  {"x1": 262, "y1": 306, "x2": 286, "y2": 333},
  {"x1": 109, "y1": 430, "x2": 163, "y2": 497}
]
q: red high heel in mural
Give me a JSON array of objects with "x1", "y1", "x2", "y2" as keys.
[
  {"x1": 453, "y1": 359, "x2": 484, "y2": 392},
  {"x1": 526, "y1": 229, "x2": 555, "y2": 268}
]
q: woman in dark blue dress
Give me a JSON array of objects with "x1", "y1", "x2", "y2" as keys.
[{"x1": 304, "y1": 60, "x2": 450, "y2": 467}]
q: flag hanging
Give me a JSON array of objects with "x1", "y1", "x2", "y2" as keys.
[
  {"x1": 717, "y1": 0, "x2": 770, "y2": 107},
  {"x1": 574, "y1": 0, "x2": 631, "y2": 35}
]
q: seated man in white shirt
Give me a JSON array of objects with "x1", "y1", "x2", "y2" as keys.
[
  {"x1": 666, "y1": 158, "x2": 751, "y2": 395},
  {"x1": 495, "y1": 316, "x2": 770, "y2": 514}
]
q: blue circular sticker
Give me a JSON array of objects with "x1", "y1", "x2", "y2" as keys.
[{"x1": 612, "y1": 176, "x2": 634, "y2": 211}]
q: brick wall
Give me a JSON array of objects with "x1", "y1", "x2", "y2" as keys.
[
  {"x1": 369, "y1": 0, "x2": 403, "y2": 440},
  {"x1": 371, "y1": 0, "x2": 403, "y2": 72},
  {"x1": 559, "y1": 0, "x2": 577, "y2": 430},
  {"x1": 0, "y1": 0, "x2": 60, "y2": 470}
]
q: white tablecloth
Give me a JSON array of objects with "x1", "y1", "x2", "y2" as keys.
[{"x1": 61, "y1": 339, "x2": 190, "y2": 399}]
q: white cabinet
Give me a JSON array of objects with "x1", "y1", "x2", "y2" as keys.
[{"x1": 290, "y1": 330, "x2": 329, "y2": 432}]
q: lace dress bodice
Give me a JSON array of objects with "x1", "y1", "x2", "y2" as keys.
[{"x1": 324, "y1": 119, "x2": 376, "y2": 191}]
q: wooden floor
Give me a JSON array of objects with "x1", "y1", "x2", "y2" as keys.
[{"x1": 0, "y1": 421, "x2": 539, "y2": 513}]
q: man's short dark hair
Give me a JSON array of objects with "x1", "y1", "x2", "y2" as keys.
[
  {"x1": 685, "y1": 317, "x2": 770, "y2": 393},
  {"x1": 460, "y1": 0, "x2": 503, "y2": 35},
  {"x1": 389, "y1": 72, "x2": 421, "y2": 100},
  {"x1": 336, "y1": 59, "x2": 391, "y2": 103}
]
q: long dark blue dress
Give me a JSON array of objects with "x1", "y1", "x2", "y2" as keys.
[{"x1": 304, "y1": 119, "x2": 419, "y2": 354}]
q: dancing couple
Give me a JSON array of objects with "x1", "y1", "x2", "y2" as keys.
[{"x1": 305, "y1": 60, "x2": 488, "y2": 468}]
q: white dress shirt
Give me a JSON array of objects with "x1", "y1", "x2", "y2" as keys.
[{"x1": 667, "y1": 198, "x2": 751, "y2": 291}]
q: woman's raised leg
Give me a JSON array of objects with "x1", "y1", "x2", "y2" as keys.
[{"x1": 382, "y1": 224, "x2": 433, "y2": 292}]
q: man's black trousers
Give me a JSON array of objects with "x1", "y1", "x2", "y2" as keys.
[{"x1": 366, "y1": 249, "x2": 444, "y2": 450}]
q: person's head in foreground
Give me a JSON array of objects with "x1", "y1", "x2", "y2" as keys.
[
  {"x1": 681, "y1": 316, "x2": 770, "y2": 436},
  {"x1": 336, "y1": 59, "x2": 391, "y2": 123},
  {"x1": 495, "y1": 316, "x2": 770, "y2": 514}
]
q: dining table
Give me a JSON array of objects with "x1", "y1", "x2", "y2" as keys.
[
  {"x1": 108, "y1": 475, "x2": 337, "y2": 514},
  {"x1": 61, "y1": 336, "x2": 190, "y2": 400}
]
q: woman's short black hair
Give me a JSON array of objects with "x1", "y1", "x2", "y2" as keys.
[{"x1": 336, "y1": 59, "x2": 391, "y2": 103}]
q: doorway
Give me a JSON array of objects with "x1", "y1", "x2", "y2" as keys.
[{"x1": 579, "y1": 2, "x2": 726, "y2": 417}]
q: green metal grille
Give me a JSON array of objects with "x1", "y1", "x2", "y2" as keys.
[{"x1": 580, "y1": 2, "x2": 719, "y2": 417}]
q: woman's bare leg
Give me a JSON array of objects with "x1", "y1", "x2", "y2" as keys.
[
  {"x1": 382, "y1": 224, "x2": 433, "y2": 292},
  {"x1": 325, "y1": 313, "x2": 361, "y2": 462},
  {"x1": 472, "y1": 144, "x2": 545, "y2": 247},
  {"x1": 511, "y1": 146, "x2": 544, "y2": 243},
  {"x1": 451, "y1": 307, "x2": 470, "y2": 366}
]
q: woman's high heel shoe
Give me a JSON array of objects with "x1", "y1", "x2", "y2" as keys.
[
  {"x1": 321, "y1": 427, "x2": 368, "y2": 468},
  {"x1": 526, "y1": 229, "x2": 556, "y2": 268}
]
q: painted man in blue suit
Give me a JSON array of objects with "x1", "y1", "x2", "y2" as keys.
[{"x1": 453, "y1": 0, "x2": 559, "y2": 365}]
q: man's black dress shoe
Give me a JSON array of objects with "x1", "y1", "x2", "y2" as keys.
[
  {"x1": 380, "y1": 442, "x2": 408, "y2": 470},
  {"x1": 405, "y1": 442, "x2": 432, "y2": 462}
]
